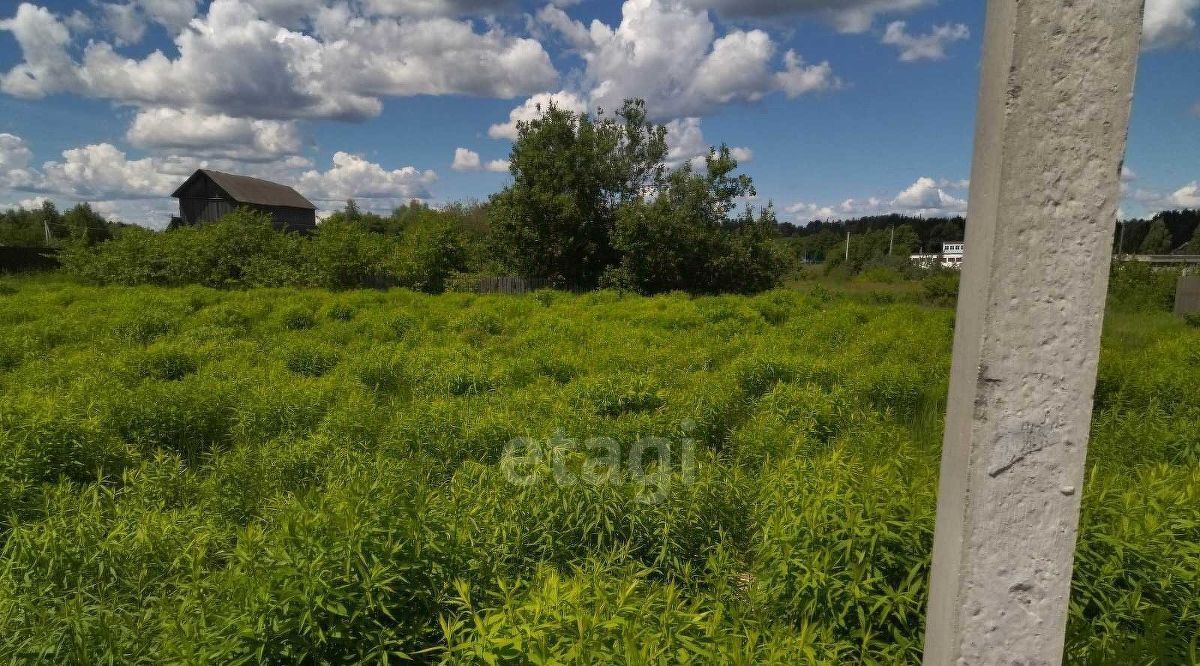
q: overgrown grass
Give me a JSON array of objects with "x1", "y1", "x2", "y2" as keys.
[{"x1": 0, "y1": 276, "x2": 1195, "y2": 663}]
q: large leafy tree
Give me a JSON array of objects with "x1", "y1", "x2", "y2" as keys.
[
  {"x1": 606, "y1": 146, "x2": 785, "y2": 294},
  {"x1": 62, "y1": 203, "x2": 113, "y2": 246},
  {"x1": 1139, "y1": 219, "x2": 1173, "y2": 254},
  {"x1": 488, "y1": 99, "x2": 668, "y2": 288}
]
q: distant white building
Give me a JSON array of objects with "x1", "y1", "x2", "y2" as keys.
[{"x1": 911, "y1": 242, "x2": 965, "y2": 269}]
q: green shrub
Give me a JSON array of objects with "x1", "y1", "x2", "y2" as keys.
[
  {"x1": 279, "y1": 307, "x2": 317, "y2": 331},
  {"x1": 327, "y1": 304, "x2": 355, "y2": 321},
  {"x1": 282, "y1": 344, "x2": 340, "y2": 377},
  {"x1": 0, "y1": 279, "x2": 1193, "y2": 664},
  {"x1": 133, "y1": 346, "x2": 199, "y2": 381},
  {"x1": 106, "y1": 377, "x2": 236, "y2": 460},
  {"x1": 1108, "y1": 262, "x2": 1180, "y2": 312},
  {"x1": 920, "y1": 272, "x2": 959, "y2": 307}
]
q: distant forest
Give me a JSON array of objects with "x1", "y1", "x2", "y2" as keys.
[
  {"x1": 777, "y1": 208, "x2": 1200, "y2": 265},
  {"x1": 3, "y1": 183, "x2": 1199, "y2": 284}
]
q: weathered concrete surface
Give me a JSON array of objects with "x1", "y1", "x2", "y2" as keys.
[
  {"x1": 923, "y1": 1, "x2": 1144, "y2": 664},
  {"x1": 1176, "y1": 275, "x2": 1200, "y2": 315}
]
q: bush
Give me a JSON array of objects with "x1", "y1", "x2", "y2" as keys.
[
  {"x1": 0, "y1": 279, "x2": 1193, "y2": 663},
  {"x1": 1108, "y1": 262, "x2": 1180, "y2": 312},
  {"x1": 282, "y1": 344, "x2": 340, "y2": 377},
  {"x1": 920, "y1": 272, "x2": 960, "y2": 307},
  {"x1": 279, "y1": 307, "x2": 317, "y2": 331},
  {"x1": 133, "y1": 346, "x2": 199, "y2": 381}
]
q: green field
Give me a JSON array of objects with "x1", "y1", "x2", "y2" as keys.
[{"x1": 0, "y1": 277, "x2": 1196, "y2": 663}]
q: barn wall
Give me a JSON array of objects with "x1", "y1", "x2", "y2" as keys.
[
  {"x1": 180, "y1": 198, "x2": 237, "y2": 225},
  {"x1": 178, "y1": 200, "x2": 315, "y2": 233},
  {"x1": 251, "y1": 205, "x2": 317, "y2": 233}
]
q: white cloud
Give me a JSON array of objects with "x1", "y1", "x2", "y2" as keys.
[
  {"x1": 363, "y1": 0, "x2": 516, "y2": 17},
  {"x1": 126, "y1": 108, "x2": 304, "y2": 161},
  {"x1": 664, "y1": 117, "x2": 753, "y2": 169},
  {"x1": 138, "y1": 0, "x2": 196, "y2": 31},
  {"x1": 775, "y1": 49, "x2": 841, "y2": 97},
  {"x1": 893, "y1": 176, "x2": 967, "y2": 211},
  {"x1": 488, "y1": 90, "x2": 589, "y2": 140},
  {"x1": 786, "y1": 201, "x2": 838, "y2": 221},
  {"x1": 1166, "y1": 182, "x2": 1200, "y2": 208},
  {"x1": 881, "y1": 21, "x2": 970, "y2": 62},
  {"x1": 0, "y1": 4, "x2": 83, "y2": 99},
  {"x1": 1128, "y1": 180, "x2": 1200, "y2": 214},
  {"x1": 1143, "y1": 0, "x2": 1199, "y2": 49},
  {"x1": 452, "y1": 147, "x2": 511, "y2": 173},
  {"x1": 452, "y1": 147, "x2": 482, "y2": 171},
  {"x1": 0, "y1": 133, "x2": 35, "y2": 188},
  {"x1": 98, "y1": 0, "x2": 197, "y2": 44},
  {"x1": 683, "y1": 0, "x2": 931, "y2": 34},
  {"x1": 535, "y1": 0, "x2": 840, "y2": 120},
  {"x1": 37, "y1": 143, "x2": 182, "y2": 200},
  {"x1": 298, "y1": 151, "x2": 437, "y2": 203},
  {"x1": 0, "y1": 0, "x2": 559, "y2": 123},
  {"x1": 101, "y1": 3, "x2": 146, "y2": 45},
  {"x1": 786, "y1": 176, "x2": 968, "y2": 222},
  {"x1": 485, "y1": 159, "x2": 511, "y2": 173}
]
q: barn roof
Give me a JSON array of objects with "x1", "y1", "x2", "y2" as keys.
[{"x1": 172, "y1": 169, "x2": 316, "y2": 210}]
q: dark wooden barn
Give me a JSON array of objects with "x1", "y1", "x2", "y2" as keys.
[{"x1": 171, "y1": 170, "x2": 317, "y2": 232}]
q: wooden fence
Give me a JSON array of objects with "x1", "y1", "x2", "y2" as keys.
[
  {"x1": 474, "y1": 276, "x2": 552, "y2": 295},
  {"x1": 0, "y1": 246, "x2": 60, "y2": 273}
]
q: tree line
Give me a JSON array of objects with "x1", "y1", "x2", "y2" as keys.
[
  {"x1": 0, "y1": 201, "x2": 129, "y2": 248},
  {"x1": 7, "y1": 98, "x2": 1199, "y2": 291},
  {"x1": 36, "y1": 99, "x2": 789, "y2": 294}
]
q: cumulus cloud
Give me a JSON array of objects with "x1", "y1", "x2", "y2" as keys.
[
  {"x1": 0, "y1": 0, "x2": 558, "y2": 122},
  {"x1": 881, "y1": 21, "x2": 970, "y2": 62},
  {"x1": 484, "y1": 159, "x2": 511, "y2": 173},
  {"x1": 452, "y1": 147, "x2": 510, "y2": 172},
  {"x1": 893, "y1": 176, "x2": 967, "y2": 211},
  {"x1": 363, "y1": 0, "x2": 517, "y2": 17},
  {"x1": 1166, "y1": 182, "x2": 1200, "y2": 208},
  {"x1": 786, "y1": 176, "x2": 967, "y2": 222},
  {"x1": 0, "y1": 4, "x2": 82, "y2": 99},
  {"x1": 97, "y1": 0, "x2": 197, "y2": 44},
  {"x1": 298, "y1": 151, "x2": 438, "y2": 203},
  {"x1": 1143, "y1": 0, "x2": 1199, "y2": 49},
  {"x1": 127, "y1": 108, "x2": 304, "y2": 161},
  {"x1": 488, "y1": 90, "x2": 589, "y2": 140},
  {"x1": 664, "y1": 117, "x2": 753, "y2": 169},
  {"x1": 683, "y1": 0, "x2": 931, "y2": 33},
  {"x1": 533, "y1": 0, "x2": 840, "y2": 120},
  {"x1": 101, "y1": 3, "x2": 146, "y2": 44},
  {"x1": 0, "y1": 133, "x2": 35, "y2": 188},
  {"x1": 452, "y1": 147, "x2": 482, "y2": 171},
  {"x1": 36, "y1": 143, "x2": 183, "y2": 200}
]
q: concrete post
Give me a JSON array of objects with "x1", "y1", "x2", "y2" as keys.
[
  {"x1": 1176, "y1": 275, "x2": 1200, "y2": 315},
  {"x1": 923, "y1": 1, "x2": 1144, "y2": 664}
]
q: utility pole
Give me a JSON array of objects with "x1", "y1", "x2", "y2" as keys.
[
  {"x1": 1118, "y1": 220, "x2": 1126, "y2": 259},
  {"x1": 922, "y1": 0, "x2": 1143, "y2": 664},
  {"x1": 43, "y1": 218, "x2": 52, "y2": 246},
  {"x1": 889, "y1": 225, "x2": 895, "y2": 256},
  {"x1": 844, "y1": 228, "x2": 850, "y2": 263}
]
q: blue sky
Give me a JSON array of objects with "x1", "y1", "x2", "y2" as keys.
[{"x1": 0, "y1": 0, "x2": 1196, "y2": 227}]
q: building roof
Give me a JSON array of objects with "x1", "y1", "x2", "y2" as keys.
[{"x1": 172, "y1": 169, "x2": 316, "y2": 210}]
